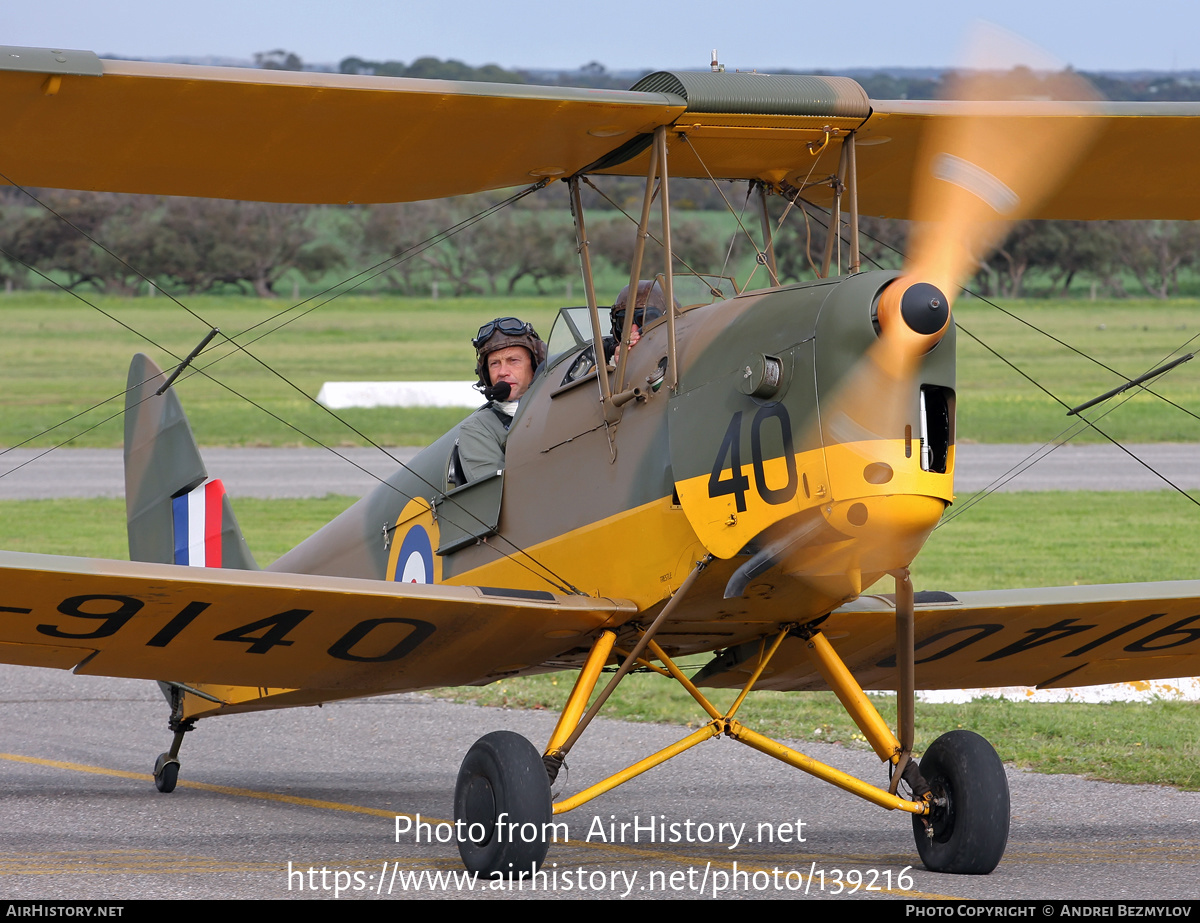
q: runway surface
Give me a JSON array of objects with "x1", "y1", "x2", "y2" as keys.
[
  {"x1": 3, "y1": 666, "x2": 1198, "y2": 901},
  {"x1": 2, "y1": 443, "x2": 1199, "y2": 499}
]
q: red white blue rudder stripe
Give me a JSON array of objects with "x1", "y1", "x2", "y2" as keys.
[{"x1": 172, "y1": 479, "x2": 225, "y2": 567}]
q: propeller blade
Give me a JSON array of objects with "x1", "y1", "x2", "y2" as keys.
[
  {"x1": 905, "y1": 23, "x2": 1104, "y2": 300},
  {"x1": 830, "y1": 25, "x2": 1104, "y2": 446}
]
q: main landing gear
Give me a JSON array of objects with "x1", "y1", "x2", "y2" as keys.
[{"x1": 452, "y1": 561, "x2": 1011, "y2": 878}]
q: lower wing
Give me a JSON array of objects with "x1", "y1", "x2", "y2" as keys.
[
  {"x1": 0, "y1": 550, "x2": 633, "y2": 695},
  {"x1": 694, "y1": 582, "x2": 1200, "y2": 691}
]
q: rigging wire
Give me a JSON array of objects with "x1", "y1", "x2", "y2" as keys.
[
  {"x1": 0, "y1": 180, "x2": 581, "y2": 594},
  {"x1": 576, "y1": 176, "x2": 710, "y2": 283},
  {"x1": 939, "y1": 386, "x2": 1149, "y2": 528},
  {"x1": 678, "y1": 136, "x2": 770, "y2": 286},
  {"x1": 715, "y1": 186, "x2": 747, "y2": 282},
  {"x1": 0, "y1": 194, "x2": 534, "y2": 457},
  {"x1": 800, "y1": 202, "x2": 1200, "y2": 518},
  {"x1": 950, "y1": 322, "x2": 1200, "y2": 513}
]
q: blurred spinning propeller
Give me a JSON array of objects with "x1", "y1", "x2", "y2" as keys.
[{"x1": 826, "y1": 24, "x2": 1104, "y2": 450}]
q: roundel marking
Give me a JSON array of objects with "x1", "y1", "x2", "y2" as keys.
[{"x1": 394, "y1": 525, "x2": 434, "y2": 584}]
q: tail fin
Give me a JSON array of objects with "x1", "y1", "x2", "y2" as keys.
[{"x1": 124, "y1": 353, "x2": 258, "y2": 570}]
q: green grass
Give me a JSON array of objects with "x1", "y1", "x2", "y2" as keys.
[
  {"x1": 914, "y1": 490, "x2": 1200, "y2": 590},
  {"x1": 0, "y1": 496, "x2": 358, "y2": 564},
  {"x1": 953, "y1": 298, "x2": 1200, "y2": 444},
  {"x1": 7, "y1": 291, "x2": 1200, "y2": 448},
  {"x1": 0, "y1": 293, "x2": 562, "y2": 448},
  {"x1": 3, "y1": 490, "x2": 1199, "y2": 789}
]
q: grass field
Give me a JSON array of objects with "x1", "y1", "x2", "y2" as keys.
[
  {"x1": 2, "y1": 490, "x2": 1198, "y2": 789},
  {"x1": 4, "y1": 291, "x2": 1200, "y2": 448},
  {"x1": 0, "y1": 292, "x2": 563, "y2": 449}
]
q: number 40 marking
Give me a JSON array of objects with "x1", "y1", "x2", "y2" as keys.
[{"x1": 706, "y1": 404, "x2": 798, "y2": 511}]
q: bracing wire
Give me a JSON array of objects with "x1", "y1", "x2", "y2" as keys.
[
  {"x1": 795, "y1": 203, "x2": 1200, "y2": 520},
  {"x1": 1, "y1": 179, "x2": 582, "y2": 594}
]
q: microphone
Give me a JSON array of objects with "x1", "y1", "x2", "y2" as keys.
[{"x1": 483, "y1": 380, "x2": 511, "y2": 402}]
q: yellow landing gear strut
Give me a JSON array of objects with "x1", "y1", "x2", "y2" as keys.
[{"x1": 543, "y1": 569, "x2": 931, "y2": 818}]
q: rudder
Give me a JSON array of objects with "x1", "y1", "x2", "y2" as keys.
[{"x1": 124, "y1": 353, "x2": 257, "y2": 569}]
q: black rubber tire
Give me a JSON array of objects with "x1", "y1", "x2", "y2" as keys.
[
  {"x1": 911, "y1": 730, "x2": 1009, "y2": 874},
  {"x1": 454, "y1": 731, "x2": 552, "y2": 877},
  {"x1": 153, "y1": 753, "x2": 179, "y2": 794}
]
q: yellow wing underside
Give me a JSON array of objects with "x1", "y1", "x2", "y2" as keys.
[
  {"x1": 0, "y1": 550, "x2": 632, "y2": 696},
  {"x1": 696, "y1": 583, "x2": 1200, "y2": 692},
  {"x1": 2, "y1": 55, "x2": 1199, "y2": 218}
]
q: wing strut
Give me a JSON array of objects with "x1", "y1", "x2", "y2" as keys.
[
  {"x1": 568, "y1": 175, "x2": 613, "y2": 414},
  {"x1": 612, "y1": 133, "x2": 661, "y2": 395},
  {"x1": 570, "y1": 123, "x2": 681, "y2": 422}
]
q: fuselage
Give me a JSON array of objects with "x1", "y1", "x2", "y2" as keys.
[{"x1": 272, "y1": 270, "x2": 956, "y2": 664}]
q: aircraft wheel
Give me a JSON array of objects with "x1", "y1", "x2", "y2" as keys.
[
  {"x1": 911, "y1": 730, "x2": 1009, "y2": 874},
  {"x1": 454, "y1": 731, "x2": 551, "y2": 877},
  {"x1": 153, "y1": 752, "x2": 180, "y2": 794}
]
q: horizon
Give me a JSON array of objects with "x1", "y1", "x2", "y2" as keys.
[{"x1": 9, "y1": 1, "x2": 1200, "y2": 74}]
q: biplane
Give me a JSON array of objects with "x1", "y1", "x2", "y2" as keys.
[{"x1": 3, "y1": 40, "x2": 1200, "y2": 879}]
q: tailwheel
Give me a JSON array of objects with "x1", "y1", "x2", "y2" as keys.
[
  {"x1": 154, "y1": 684, "x2": 195, "y2": 794},
  {"x1": 912, "y1": 730, "x2": 1010, "y2": 874},
  {"x1": 454, "y1": 731, "x2": 552, "y2": 877},
  {"x1": 153, "y1": 752, "x2": 180, "y2": 793}
]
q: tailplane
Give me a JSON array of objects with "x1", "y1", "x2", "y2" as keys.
[{"x1": 124, "y1": 353, "x2": 258, "y2": 570}]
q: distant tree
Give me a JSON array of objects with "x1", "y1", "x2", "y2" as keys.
[
  {"x1": 987, "y1": 222, "x2": 1043, "y2": 297},
  {"x1": 590, "y1": 215, "x2": 720, "y2": 279},
  {"x1": 500, "y1": 218, "x2": 574, "y2": 294},
  {"x1": 153, "y1": 199, "x2": 341, "y2": 296},
  {"x1": 364, "y1": 199, "x2": 500, "y2": 295},
  {"x1": 518, "y1": 63, "x2": 634, "y2": 91},
  {"x1": 1108, "y1": 221, "x2": 1200, "y2": 299},
  {"x1": 255, "y1": 49, "x2": 304, "y2": 71},
  {"x1": 1032, "y1": 221, "x2": 1119, "y2": 296},
  {"x1": 338, "y1": 55, "x2": 523, "y2": 83},
  {"x1": 845, "y1": 72, "x2": 941, "y2": 100},
  {"x1": 1080, "y1": 72, "x2": 1200, "y2": 102},
  {"x1": 5, "y1": 192, "x2": 160, "y2": 295},
  {"x1": 338, "y1": 56, "x2": 380, "y2": 76}
]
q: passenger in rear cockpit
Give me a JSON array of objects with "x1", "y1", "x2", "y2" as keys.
[{"x1": 606, "y1": 279, "x2": 669, "y2": 362}]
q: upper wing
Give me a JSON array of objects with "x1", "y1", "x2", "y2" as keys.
[
  {"x1": 0, "y1": 51, "x2": 682, "y2": 203},
  {"x1": 4, "y1": 48, "x2": 1200, "y2": 215},
  {"x1": 854, "y1": 100, "x2": 1200, "y2": 220},
  {"x1": 694, "y1": 582, "x2": 1200, "y2": 692},
  {"x1": 0, "y1": 549, "x2": 634, "y2": 693}
]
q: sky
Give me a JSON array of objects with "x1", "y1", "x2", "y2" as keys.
[{"x1": 8, "y1": 0, "x2": 1200, "y2": 74}]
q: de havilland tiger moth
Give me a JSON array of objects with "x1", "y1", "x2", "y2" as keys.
[{"x1": 1, "y1": 38, "x2": 1200, "y2": 877}]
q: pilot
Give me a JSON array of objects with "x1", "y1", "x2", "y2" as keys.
[
  {"x1": 607, "y1": 279, "x2": 670, "y2": 360},
  {"x1": 454, "y1": 317, "x2": 547, "y2": 484}
]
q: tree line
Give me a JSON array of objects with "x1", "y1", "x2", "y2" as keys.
[
  {"x1": 2, "y1": 184, "x2": 1197, "y2": 300},
  {"x1": 0, "y1": 183, "x2": 719, "y2": 298},
  {"x1": 253, "y1": 48, "x2": 1200, "y2": 104}
]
